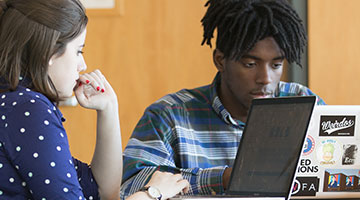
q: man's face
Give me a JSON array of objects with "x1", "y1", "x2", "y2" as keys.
[{"x1": 215, "y1": 37, "x2": 284, "y2": 117}]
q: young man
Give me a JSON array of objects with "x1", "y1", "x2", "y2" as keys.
[{"x1": 120, "y1": 0, "x2": 325, "y2": 198}]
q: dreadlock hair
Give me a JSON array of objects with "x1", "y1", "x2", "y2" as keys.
[{"x1": 201, "y1": 0, "x2": 307, "y2": 66}]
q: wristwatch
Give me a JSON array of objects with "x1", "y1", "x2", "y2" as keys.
[{"x1": 139, "y1": 186, "x2": 162, "y2": 200}]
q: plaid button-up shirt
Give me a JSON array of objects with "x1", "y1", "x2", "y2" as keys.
[{"x1": 120, "y1": 73, "x2": 325, "y2": 199}]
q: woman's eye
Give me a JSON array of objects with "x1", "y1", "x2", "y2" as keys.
[{"x1": 77, "y1": 51, "x2": 84, "y2": 55}]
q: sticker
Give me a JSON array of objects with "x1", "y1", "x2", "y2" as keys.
[
  {"x1": 345, "y1": 176, "x2": 354, "y2": 187},
  {"x1": 291, "y1": 177, "x2": 319, "y2": 196},
  {"x1": 297, "y1": 159, "x2": 319, "y2": 174},
  {"x1": 317, "y1": 139, "x2": 341, "y2": 165},
  {"x1": 327, "y1": 174, "x2": 340, "y2": 189},
  {"x1": 303, "y1": 135, "x2": 315, "y2": 156},
  {"x1": 323, "y1": 169, "x2": 360, "y2": 192},
  {"x1": 319, "y1": 116, "x2": 355, "y2": 137},
  {"x1": 342, "y1": 144, "x2": 358, "y2": 165}
]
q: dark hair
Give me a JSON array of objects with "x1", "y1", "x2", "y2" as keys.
[
  {"x1": 0, "y1": 0, "x2": 88, "y2": 102},
  {"x1": 201, "y1": 0, "x2": 307, "y2": 66}
]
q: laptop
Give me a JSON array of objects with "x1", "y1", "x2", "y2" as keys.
[
  {"x1": 171, "y1": 96, "x2": 316, "y2": 200},
  {"x1": 291, "y1": 105, "x2": 360, "y2": 199}
]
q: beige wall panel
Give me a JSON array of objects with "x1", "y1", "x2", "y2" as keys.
[
  {"x1": 62, "y1": 0, "x2": 217, "y2": 163},
  {"x1": 308, "y1": 0, "x2": 360, "y2": 105}
]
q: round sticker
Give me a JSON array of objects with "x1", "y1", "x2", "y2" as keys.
[
  {"x1": 303, "y1": 135, "x2": 315, "y2": 156},
  {"x1": 316, "y1": 139, "x2": 341, "y2": 165}
]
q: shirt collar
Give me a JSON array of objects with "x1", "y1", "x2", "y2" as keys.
[
  {"x1": 1, "y1": 77, "x2": 66, "y2": 123},
  {"x1": 210, "y1": 72, "x2": 245, "y2": 128}
]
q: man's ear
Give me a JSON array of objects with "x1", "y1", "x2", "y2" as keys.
[{"x1": 213, "y1": 49, "x2": 226, "y2": 72}]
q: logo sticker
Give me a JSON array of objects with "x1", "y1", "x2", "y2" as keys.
[
  {"x1": 303, "y1": 135, "x2": 315, "y2": 156},
  {"x1": 319, "y1": 116, "x2": 355, "y2": 136},
  {"x1": 317, "y1": 139, "x2": 341, "y2": 165},
  {"x1": 297, "y1": 159, "x2": 319, "y2": 174},
  {"x1": 342, "y1": 144, "x2": 358, "y2": 165},
  {"x1": 291, "y1": 177, "x2": 319, "y2": 196},
  {"x1": 324, "y1": 169, "x2": 360, "y2": 192}
]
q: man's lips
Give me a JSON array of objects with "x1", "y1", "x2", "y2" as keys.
[{"x1": 250, "y1": 92, "x2": 272, "y2": 98}]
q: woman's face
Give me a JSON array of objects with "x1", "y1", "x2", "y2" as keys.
[{"x1": 48, "y1": 29, "x2": 87, "y2": 99}]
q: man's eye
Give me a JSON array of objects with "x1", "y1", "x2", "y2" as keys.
[
  {"x1": 245, "y1": 63, "x2": 256, "y2": 68},
  {"x1": 77, "y1": 51, "x2": 84, "y2": 55},
  {"x1": 273, "y1": 63, "x2": 283, "y2": 69}
]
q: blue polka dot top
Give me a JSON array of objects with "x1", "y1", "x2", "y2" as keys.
[{"x1": 0, "y1": 85, "x2": 99, "y2": 199}]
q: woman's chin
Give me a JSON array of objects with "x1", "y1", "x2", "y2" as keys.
[{"x1": 58, "y1": 92, "x2": 73, "y2": 101}]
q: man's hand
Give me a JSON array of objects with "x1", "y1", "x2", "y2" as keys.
[{"x1": 222, "y1": 167, "x2": 232, "y2": 190}]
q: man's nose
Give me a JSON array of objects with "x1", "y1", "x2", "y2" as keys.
[{"x1": 255, "y1": 65, "x2": 271, "y2": 85}]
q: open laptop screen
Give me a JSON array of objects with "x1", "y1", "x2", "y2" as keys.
[{"x1": 227, "y1": 96, "x2": 316, "y2": 198}]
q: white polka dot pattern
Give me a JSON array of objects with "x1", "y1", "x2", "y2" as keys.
[
  {"x1": 0, "y1": 87, "x2": 97, "y2": 199},
  {"x1": 33, "y1": 153, "x2": 39, "y2": 158}
]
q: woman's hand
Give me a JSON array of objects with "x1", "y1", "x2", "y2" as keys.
[
  {"x1": 146, "y1": 171, "x2": 189, "y2": 200},
  {"x1": 75, "y1": 69, "x2": 122, "y2": 199},
  {"x1": 74, "y1": 69, "x2": 117, "y2": 111}
]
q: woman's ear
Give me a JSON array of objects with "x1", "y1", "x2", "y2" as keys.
[{"x1": 213, "y1": 49, "x2": 226, "y2": 72}]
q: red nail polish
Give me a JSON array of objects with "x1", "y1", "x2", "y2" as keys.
[
  {"x1": 101, "y1": 89, "x2": 105, "y2": 93},
  {"x1": 86, "y1": 80, "x2": 90, "y2": 84},
  {"x1": 79, "y1": 82, "x2": 82, "y2": 86},
  {"x1": 96, "y1": 86, "x2": 100, "y2": 91}
]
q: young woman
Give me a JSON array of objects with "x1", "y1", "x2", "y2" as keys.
[{"x1": 0, "y1": 0, "x2": 188, "y2": 199}]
